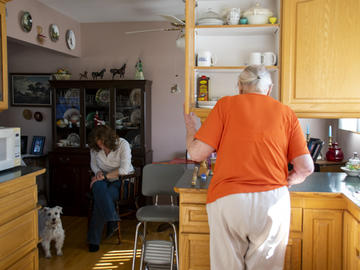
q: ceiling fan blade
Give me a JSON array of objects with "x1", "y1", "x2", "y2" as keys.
[
  {"x1": 125, "y1": 28, "x2": 179, "y2": 34},
  {"x1": 160, "y1": 15, "x2": 185, "y2": 26}
]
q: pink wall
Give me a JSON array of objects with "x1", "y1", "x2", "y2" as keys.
[
  {"x1": 0, "y1": 20, "x2": 186, "y2": 161},
  {"x1": 6, "y1": 0, "x2": 81, "y2": 57}
]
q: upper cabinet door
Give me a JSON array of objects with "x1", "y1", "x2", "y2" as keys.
[
  {"x1": 0, "y1": 2, "x2": 8, "y2": 111},
  {"x1": 281, "y1": 0, "x2": 360, "y2": 118}
]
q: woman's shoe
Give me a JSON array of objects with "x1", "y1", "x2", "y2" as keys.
[{"x1": 89, "y1": 244, "x2": 99, "y2": 252}]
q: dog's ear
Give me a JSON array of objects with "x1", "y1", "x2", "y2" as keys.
[
  {"x1": 56, "y1": 206, "x2": 63, "y2": 214},
  {"x1": 42, "y1": 207, "x2": 50, "y2": 213}
]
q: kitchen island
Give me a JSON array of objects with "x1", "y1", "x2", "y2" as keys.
[
  {"x1": 174, "y1": 170, "x2": 360, "y2": 270},
  {"x1": 0, "y1": 166, "x2": 46, "y2": 270}
]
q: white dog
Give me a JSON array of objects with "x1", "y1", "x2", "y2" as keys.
[{"x1": 39, "y1": 206, "x2": 65, "y2": 258}]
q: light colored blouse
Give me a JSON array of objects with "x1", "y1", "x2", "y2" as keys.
[{"x1": 90, "y1": 138, "x2": 134, "y2": 180}]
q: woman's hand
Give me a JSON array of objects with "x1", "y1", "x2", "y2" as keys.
[
  {"x1": 184, "y1": 110, "x2": 197, "y2": 131},
  {"x1": 90, "y1": 171, "x2": 105, "y2": 189}
]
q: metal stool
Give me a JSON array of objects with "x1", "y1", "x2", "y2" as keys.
[{"x1": 131, "y1": 164, "x2": 185, "y2": 270}]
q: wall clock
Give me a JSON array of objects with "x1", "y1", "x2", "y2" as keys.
[
  {"x1": 21, "y1": 11, "x2": 32, "y2": 32},
  {"x1": 49, "y1": 24, "x2": 60, "y2": 42},
  {"x1": 66, "y1": 29, "x2": 76, "y2": 50}
]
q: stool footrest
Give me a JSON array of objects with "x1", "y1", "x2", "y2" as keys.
[{"x1": 144, "y1": 240, "x2": 174, "y2": 265}]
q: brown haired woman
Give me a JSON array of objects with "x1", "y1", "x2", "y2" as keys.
[{"x1": 87, "y1": 125, "x2": 134, "y2": 252}]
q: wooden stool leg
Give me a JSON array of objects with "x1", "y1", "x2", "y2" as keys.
[{"x1": 117, "y1": 220, "x2": 121, "y2": 244}]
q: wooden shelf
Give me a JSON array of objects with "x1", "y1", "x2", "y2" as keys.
[
  {"x1": 194, "y1": 66, "x2": 278, "y2": 71},
  {"x1": 195, "y1": 24, "x2": 279, "y2": 36}
]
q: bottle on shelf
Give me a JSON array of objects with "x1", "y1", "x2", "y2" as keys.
[{"x1": 197, "y1": 75, "x2": 210, "y2": 102}]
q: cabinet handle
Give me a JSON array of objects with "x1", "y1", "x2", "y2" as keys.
[{"x1": 356, "y1": 248, "x2": 360, "y2": 259}]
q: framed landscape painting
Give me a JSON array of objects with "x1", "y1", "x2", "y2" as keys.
[{"x1": 11, "y1": 73, "x2": 52, "y2": 106}]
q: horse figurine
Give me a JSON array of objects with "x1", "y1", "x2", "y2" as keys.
[
  {"x1": 110, "y1": 64, "x2": 126, "y2": 80},
  {"x1": 92, "y1": 68, "x2": 106, "y2": 80},
  {"x1": 79, "y1": 71, "x2": 88, "y2": 80}
]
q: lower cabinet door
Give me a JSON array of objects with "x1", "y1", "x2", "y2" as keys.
[
  {"x1": 343, "y1": 211, "x2": 360, "y2": 270},
  {"x1": 284, "y1": 238, "x2": 302, "y2": 270},
  {"x1": 7, "y1": 249, "x2": 38, "y2": 270},
  {"x1": 303, "y1": 209, "x2": 342, "y2": 270},
  {"x1": 180, "y1": 234, "x2": 210, "y2": 270}
]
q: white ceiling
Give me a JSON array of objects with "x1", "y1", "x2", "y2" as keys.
[{"x1": 38, "y1": 0, "x2": 185, "y2": 23}]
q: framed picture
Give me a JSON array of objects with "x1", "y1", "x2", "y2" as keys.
[
  {"x1": 10, "y1": 73, "x2": 52, "y2": 106},
  {"x1": 21, "y1": 135, "x2": 28, "y2": 154},
  {"x1": 30, "y1": 136, "x2": 46, "y2": 155}
]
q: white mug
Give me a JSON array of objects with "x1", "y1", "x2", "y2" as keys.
[
  {"x1": 227, "y1": 8, "x2": 241, "y2": 25},
  {"x1": 198, "y1": 51, "x2": 216, "y2": 66},
  {"x1": 263, "y1": 52, "x2": 277, "y2": 66},
  {"x1": 249, "y1": 52, "x2": 262, "y2": 65}
]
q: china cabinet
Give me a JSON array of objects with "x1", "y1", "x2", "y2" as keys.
[
  {"x1": 0, "y1": 0, "x2": 10, "y2": 111},
  {"x1": 49, "y1": 80, "x2": 152, "y2": 216},
  {"x1": 281, "y1": 0, "x2": 360, "y2": 118},
  {"x1": 185, "y1": 0, "x2": 281, "y2": 121}
]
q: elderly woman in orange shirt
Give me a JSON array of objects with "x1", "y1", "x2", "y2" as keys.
[{"x1": 184, "y1": 65, "x2": 314, "y2": 269}]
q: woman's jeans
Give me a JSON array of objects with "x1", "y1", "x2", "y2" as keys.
[{"x1": 87, "y1": 179, "x2": 122, "y2": 245}]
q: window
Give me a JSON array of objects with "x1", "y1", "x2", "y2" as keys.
[{"x1": 338, "y1": 119, "x2": 360, "y2": 133}]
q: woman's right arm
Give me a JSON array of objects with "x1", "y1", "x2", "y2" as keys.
[{"x1": 90, "y1": 150, "x2": 104, "y2": 188}]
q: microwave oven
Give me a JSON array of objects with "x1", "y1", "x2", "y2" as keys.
[{"x1": 0, "y1": 127, "x2": 21, "y2": 171}]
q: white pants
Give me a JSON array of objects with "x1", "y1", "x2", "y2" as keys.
[{"x1": 206, "y1": 187, "x2": 290, "y2": 270}]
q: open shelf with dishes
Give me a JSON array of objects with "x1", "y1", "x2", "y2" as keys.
[
  {"x1": 49, "y1": 80, "x2": 152, "y2": 216},
  {"x1": 185, "y1": 0, "x2": 281, "y2": 121}
]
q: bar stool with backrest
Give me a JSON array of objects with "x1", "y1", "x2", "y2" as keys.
[{"x1": 131, "y1": 163, "x2": 186, "y2": 270}]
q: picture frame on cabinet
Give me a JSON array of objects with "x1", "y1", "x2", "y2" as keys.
[
  {"x1": 10, "y1": 73, "x2": 52, "y2": 106},
  {"x1": 30, "y1": 136, "x2": 46, "y2": 155}
]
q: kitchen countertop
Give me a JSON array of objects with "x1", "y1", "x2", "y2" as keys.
[
  {"x1": 175, "y1": 169, "x2": 360, "y2": 207},
  {"x1": 0, "y1": 166, "x2": 45, "y2": 184}
]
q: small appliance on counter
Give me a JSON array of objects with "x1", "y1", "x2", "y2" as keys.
[{"x1": 0, "y1": 127, "x2": 21, "y2": 172}]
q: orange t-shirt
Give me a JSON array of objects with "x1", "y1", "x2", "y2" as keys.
[{"x1": 194, "y1": 94, "x2": 309, "y2": 204}]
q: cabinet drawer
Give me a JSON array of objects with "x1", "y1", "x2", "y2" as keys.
[
  {"x1": 181, "y1": 204, "x2": 209, "y2": 233},
  {"x1": 7, "y1": 248, "x2": 38, "y2": 270},
  {"x1": 180, "y1": 192, "x2": 207, "y2": 204},
  {"x1": 0, "y1": 210, "x2": 38, "y2": 269},
  {"x1": 50, "y1": 153, "x2": 90, "y2": 165},
  {"x1": 0, "y1": 185, "x2": 37, "y2": 226},
  {"x1": 180, "y1": 233, "x2": 210, "y2": 270},
  {"x1": 290, "y1": 208, "x2": 302, "y2": 232}
]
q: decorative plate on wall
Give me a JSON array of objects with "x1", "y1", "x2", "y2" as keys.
[
  {"x1": 66, "y1": 29, "x2": 76, "y2": 50},
  {"x1": 21, "y1": 11, "x2": 32, "y2": 32},
  {"x1": 49, "y1": 24, "x2": 60, "y2": 42}
]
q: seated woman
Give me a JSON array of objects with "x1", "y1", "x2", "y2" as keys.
[{"x1": 87, "y1": 125, "x2": 134, "y2": 252}]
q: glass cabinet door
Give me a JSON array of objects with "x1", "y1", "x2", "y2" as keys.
[
  {"x1": 55, "y1": 88, "x2": 81, "y2": 148},
  {"x1": 115, "y1": 88, "x2": 142, "y2": 149},
  {"x1": 85, "y1": 88, "x2": 111, "y2": 146}
]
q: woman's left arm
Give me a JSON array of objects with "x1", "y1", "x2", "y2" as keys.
[
  {"x1": 118, "y1": 139, "x2": 133, "y2": 175},
  {"x1": 104, "y1": 139, "x2": 133, "y2": 179}
]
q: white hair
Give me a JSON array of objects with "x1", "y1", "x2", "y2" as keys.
[{"x1": 238, "y1": 65, "x2": 272, "y2": 93}]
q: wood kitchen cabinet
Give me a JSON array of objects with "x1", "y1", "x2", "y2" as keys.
[
  {"x1": 343, "y1": 211, "x2": 360, "y2": 270},
  {"x1": 302, "y1": 209, "x2": 343, "y2": 269},
  {"x1": 281, "y1": 0, "x2": 360, "y2": 118},
  {"x1": 0, "y1": 168, "x2": 45, "y2": 270},
  {"x1": 0, "y1": 0, "x2": 10, "y2": 111}
]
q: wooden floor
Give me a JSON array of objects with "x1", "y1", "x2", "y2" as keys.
[{"x1": 39, "y1": 216, "x2": 174, "y2": 270}]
